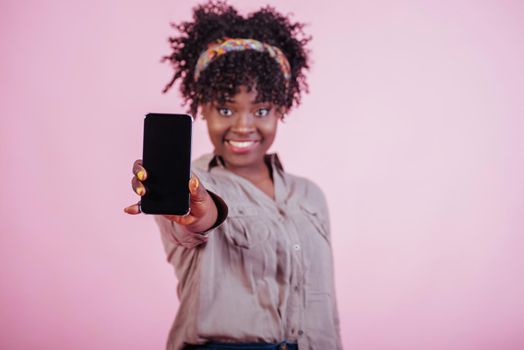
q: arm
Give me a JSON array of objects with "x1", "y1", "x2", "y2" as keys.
[
  {"x1": 124, "y1": 160, "x2": 228, "y2": 247},
  {"x1": 312, "y1": 180, "x2": 343, "y2": 348},
  {"x1": 156, "y1": 188, "x2": 228, "y2": 249}
]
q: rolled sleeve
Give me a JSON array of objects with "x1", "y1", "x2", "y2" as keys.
[{"x1": 154, "y1": 189, "x2": 228, "y2": 249}]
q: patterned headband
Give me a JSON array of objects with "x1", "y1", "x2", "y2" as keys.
[{"x1": 194, "y1": 38, "x2": 291, "y2": 82}]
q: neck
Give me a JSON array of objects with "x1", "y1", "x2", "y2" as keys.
[
  {"x1": 224, "y1": 157, "x2": 275, "y2": 200},
  {"x1": 226, "y1": 160, "x2": 272, "y2": 184}
]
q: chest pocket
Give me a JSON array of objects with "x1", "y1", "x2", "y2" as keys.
[
  {"x1": 298, "y1": 201, "x2": 330, "y2": 245},
  {"x1": 223, "y1": 206, "x2": 272, "y2": 249}
]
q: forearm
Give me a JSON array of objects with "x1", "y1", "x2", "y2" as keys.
[{"x1": 158, "y1": 190, "x2": 228, "y2": 248}]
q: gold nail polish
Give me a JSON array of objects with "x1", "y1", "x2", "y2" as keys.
[
  {"x1": 190, "y1": 177, "x2": 199, "y2": 193},
  {"x1": 137, "y1": 170, "x2": 145, "y2": 181}
]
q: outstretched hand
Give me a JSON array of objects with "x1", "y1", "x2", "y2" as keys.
[{"x1": 124, "y1": 159, "x2": 218, "y2": 233}]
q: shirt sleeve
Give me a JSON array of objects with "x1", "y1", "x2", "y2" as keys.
[
  {"x1": 154, "y1": 188, "x2": 228, "y2": 249},
  {"x1": 307, "y1": 180, "x2": 343, "y2": 348},
  {"x1": 323, "y1": 197, "x2": 343, "y2": 349}
]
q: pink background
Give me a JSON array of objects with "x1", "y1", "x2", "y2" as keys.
[{"x1": 1, "y1": 0, "x2": 523, "y2": 349}]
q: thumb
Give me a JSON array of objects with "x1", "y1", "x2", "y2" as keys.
[{"x1": 188, "y1": 175, "x2": 207, "y2": 204}]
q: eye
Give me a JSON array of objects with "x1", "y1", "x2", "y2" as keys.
[
  {"x1": 255, "y1": 107, "x2": 271, "y2": 117},
  {"x1": 217, "y1": 107, "x2": 233, "y2": 116}
]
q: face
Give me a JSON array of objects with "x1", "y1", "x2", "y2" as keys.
[{"x1": 201, "y1": 86, "x2": 282, "y2": 174}]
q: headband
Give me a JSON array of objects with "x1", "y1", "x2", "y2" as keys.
[{"x1": 194, "y1": 38, "x2": 291, "y2": 82}]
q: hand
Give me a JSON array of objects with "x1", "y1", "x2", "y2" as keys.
[{"x1": 124, "y1": 159, "x2": 218, "y2": 233}]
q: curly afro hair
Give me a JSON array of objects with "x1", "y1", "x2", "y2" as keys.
[{"x1": 162, "y1": 0, "x2": 311, "y2": 117}]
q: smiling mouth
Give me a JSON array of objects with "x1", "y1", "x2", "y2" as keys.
[
  {"x1": 228, "y1": 140, "x2": 257, "y2": 147},
  {"x1": 225, "y1": 140, "x2": 260, "y2": 153}
]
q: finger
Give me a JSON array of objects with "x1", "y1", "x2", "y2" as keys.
[
  {"x1": 132, "y1": 176, "x2": 147, "y2": 196},
  {"x1": 132, "y1": 159, "x2": 147, "y2": 181},
  {"x1": 188, "y1": 174, "x2": 207, "y2": 204},
  {"x1": 163, "y1": 214, "x2": 197, "y2": 226},
  {"x1": 124, "y1": 202, "x2": 141, "y2": 215}
]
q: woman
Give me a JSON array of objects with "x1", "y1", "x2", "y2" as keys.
[{"x1": 125, "y1": 1, "x2": 342, "y2": 349}]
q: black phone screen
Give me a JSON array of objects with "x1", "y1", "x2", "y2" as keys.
[{"x1": 140, "y1": 113, "x2": 192, "y2": 215}]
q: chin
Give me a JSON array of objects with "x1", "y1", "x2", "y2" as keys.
[{"x1": 221, "y1": 151, "x2": 264, "y2": 169}]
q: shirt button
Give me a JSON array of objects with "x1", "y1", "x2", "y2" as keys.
[
  {"x1": 294, "y1": 285, "x2": 300, "y2": 292},
  {"x1": 298, "y1": 329, "x2": 304, "y2": 336},
  {"x1": 293, "y1": 244, "x2": 301, "y2": 251}
]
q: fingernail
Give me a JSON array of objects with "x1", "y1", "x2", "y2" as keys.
[
  {"x1": 189, "y1": 177, "x2": 199, "y2": 193},
  {"x1": 137, "y1": 170, "x2": 145, "y2": 181},
  {"x1": 137, "y1": 187, "x2": 145, "y2": 196}
]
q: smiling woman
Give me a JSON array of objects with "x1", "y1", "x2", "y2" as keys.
[
  {"x1": 124, "y1": 1, "x2": 342, "y2": 349},
  {"x1": 201, "y1": 86, "x2": 281, "y2": 197}
]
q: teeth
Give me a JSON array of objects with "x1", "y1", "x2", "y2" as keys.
[{"x1": 228, "y1": 140, "x2": 256, "y2": 148}]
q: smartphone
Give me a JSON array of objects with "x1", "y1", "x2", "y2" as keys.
[{"x1": 140, "y1": 113, "x2": 193, "y2": 215}]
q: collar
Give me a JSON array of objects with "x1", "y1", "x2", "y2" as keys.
[
  {"x1": 207, "y1": 153, "x2": 285, "y2": 176},
  {"x1": 191, "y1": 152, "x2": 287, "y2": 204}
]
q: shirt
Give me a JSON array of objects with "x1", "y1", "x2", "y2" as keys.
[{"x1": 154, "y1": 153, "x2": 342, "y2": 350}]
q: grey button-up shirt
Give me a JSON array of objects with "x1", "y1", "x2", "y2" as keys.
[{"x1": 154, "y1": 153, "x2": 342, "y2": 350}]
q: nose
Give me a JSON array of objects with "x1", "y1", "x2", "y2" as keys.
[{"x1": 231, "y1": 111, "x2": 255, "y2": 134}]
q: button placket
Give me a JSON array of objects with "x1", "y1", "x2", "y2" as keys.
[
  {"x1": 276, "y1": 206, "x2": 286, "y2": 222},
  {"x1": 284, "y1": 205, "x2": 306, "y2": 345}
]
